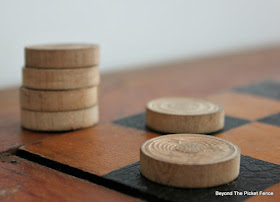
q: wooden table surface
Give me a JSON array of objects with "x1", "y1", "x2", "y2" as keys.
[{"x1": 0, "y1": 47, "x2": 280, "y2": 201}]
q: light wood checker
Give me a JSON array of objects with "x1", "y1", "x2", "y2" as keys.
[
  {"x1": 22, "y1": 66, "x2": 100, "y2": 90},
  {"x1": 21, "y1": 105, "x2": 99, "y2": 131},
  {"x1": 20, "y1": 87, "x2": 98, "y2": 111},
  {"x1": 25, "y1": 43, "x2": 99, "y2": 68},
  {"x1": 140, "y1": 134, "x2": 240, "y2": 188},
  {"x1": 146, "y1": 97, "x2": 224, "y2": 133}
]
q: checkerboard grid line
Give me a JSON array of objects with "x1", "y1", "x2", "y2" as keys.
[{"x1": 231, "y1": 80, "x2": 280, "y2": 127}]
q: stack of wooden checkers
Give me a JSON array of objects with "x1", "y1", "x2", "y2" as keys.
[{"x1": 20, "y1": 43, "x2": 100, "y2": 131}]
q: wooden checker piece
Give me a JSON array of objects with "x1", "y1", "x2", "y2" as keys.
[
  {"x1": 22, "y1": 66, "x2": 100, "y2": 90},
  {"x1": 140, "y1": 134, "x2": 240, "y2": 188},
  {"x1": 20, "y1": 87, "x2": 97, "y2": 111},
  {"x1": 146, "y1": 97, "x2": 224, "y2": 133},
  {"x1": 25, "y1": 43, "x2": 99, "y2": 68},
  {"x1": 21, "y1": 105, "x2": 99, "y2": 131}
]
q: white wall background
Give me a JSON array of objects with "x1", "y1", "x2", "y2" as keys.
[{"x1": 0, "y1": 0, "x2": 280, "y2": 88}]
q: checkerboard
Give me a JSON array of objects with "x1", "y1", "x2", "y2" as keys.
[{"x1": 16, "y1": 80, "x2": 280, "y2": 202}]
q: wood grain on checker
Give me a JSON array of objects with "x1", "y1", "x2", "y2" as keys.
[
  {"x1": 25, "y1": 44, "x2": 99, "y2": 68},
  {"x1": 22, "y1": 66, "x2": 100, "y2": 90},
  {"x1": 146, "y1": 97, "x2": 224, "y2": 133},
  {"x1": 140, "y1": 134, "x2": 240, "y2": 188},
  {"x1": 21, "y1": 105, "x2": 99, "y2": 132},
  {"x1": 1, "y1": 47, "x2": 280, "y2": 201},
  {"x1": 20, "y1": 87, "x2": 98, "y2": 111}
]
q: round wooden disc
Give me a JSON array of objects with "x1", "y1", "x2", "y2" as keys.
[
  {"x1": 140, "y1": 134, "x2": 240, "y2": 188},
  {"x1": 20, "y1": 87, "x2": 98, "y2": 111},
  {"x1": 22, "y1": 66, "x2": 100, "y2": 90},
  {"x1": 21, "y1": 105, "x2": 99, "y2": 131},
  {"x1": 25, "y1": 43, "x2": 99, "y2": 68},
  {"x1": 146, "y1": 97, "x2": 224, "y2": 133}
]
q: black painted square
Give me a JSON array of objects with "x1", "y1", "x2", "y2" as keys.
[
  {"x1": 104, "y1": 156, "x2": 280, "y2": 202},
  {"x1": 113, "y1": 113, "x2": 147, "y2": 131},
  {"x1": 258, "y1": 113, "x2": 280, "y2": 127},
  {"x1": 210, "y1": 116, "x2": 250, "y2": 135},
  {"x1": 234, "y1": 80, "x2": 280, "y2": 100},
  {"x1": 113, "y1": 112, "x2": 165, "y2": 134},
  {"x1": 113, "y1": 112, "x2": 250, "y2": 135}
]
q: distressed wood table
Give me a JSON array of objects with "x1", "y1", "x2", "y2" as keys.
[{"x1": 1, "y1": 47, "x2": 280, "y2": 202}]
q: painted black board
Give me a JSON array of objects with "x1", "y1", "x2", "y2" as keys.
[
  {"x1": 104, "y1": 155, "x2": 280, "y2": 202},
  {"x1": 234, "y1": 80, "x2": 280, "y2": 100},
  {"x1": 258, "y1": 112, "x2": 280, "y2": 127}
]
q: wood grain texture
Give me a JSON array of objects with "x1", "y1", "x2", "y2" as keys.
[
  {"x1": 20, "y1": 87, "x2": 98, "y2": 111},
  {"x1": 1, "y1": 47, "x2": 280, "y2": 201},
  {"x1": 98, "y1": 47, "x2": 280, "y2": 122},
  {"x1": 19, "y1": 124, "x2": 158, "y2": 176},
  {"x1": 21, "y1": 105, "x2": 99, "y2": 131},
  {"x1": 0, "y1": 111, "x2": 53, "y2": 153},
  {"x1": 208, "y1": 92, "x2": 280, "y2": 120},
  {"x1": 0, "y1": 89, "x2": 55, "y2": 153},
  {"x1": 146, "y1": 97, "x2": 224, "y2": 133},
  {"x1": 140, "y1": 134, "x2": 240, "y2": 188},
  {"x1": 0, "y1": 156, "x2": 140, "y2": 202},
  {"x1": 216, "y1": 122, "x2": 280, "y2": 165},
  {"x1": 0, "y1": 46, "x2": 280, "y2": 164},
  {"x1": 25, "y1": 43, "x2": 99, "y2": 68},
  {"x1": 22, "y1": 66, "x2": 100, "y2": 90}
]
